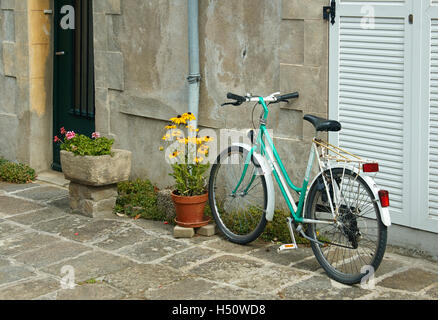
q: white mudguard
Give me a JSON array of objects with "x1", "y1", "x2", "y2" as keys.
[
  {"x1": 362, "y1": 176, "x2": 391, "y2": 227},
  {"x1": 231, "y1": 143, "x2": 275, "y2": 222},
  {"x1": 307, "y1": 167, "x2": 391, "y2": 227}
]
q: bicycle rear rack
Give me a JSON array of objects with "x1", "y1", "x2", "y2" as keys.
[{"x1": 313, "y1": 139, "x2": 377, "y2": 174}]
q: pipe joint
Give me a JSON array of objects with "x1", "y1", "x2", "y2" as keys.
[{"x1": 187, "y1": 74, "x2": 202, "y2": 84}]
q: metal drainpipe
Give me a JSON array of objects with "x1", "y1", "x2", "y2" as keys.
[{"x1": 187, "y1": 0, "x2": 201, "y2": 130}]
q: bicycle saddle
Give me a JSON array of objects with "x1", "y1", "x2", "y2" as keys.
[{"x1": 303, "y1": 115, "x2": 342, "y2": 132}]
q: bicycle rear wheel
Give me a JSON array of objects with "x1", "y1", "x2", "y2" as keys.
[
  {"x1": 208, "y1": 146, "x2": 267, "y2": 244},
  {"x1": 305, "y1": 168, "x2": 387, "y2": 285}
]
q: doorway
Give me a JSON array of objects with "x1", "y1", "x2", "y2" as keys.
[{"x1": 53, "y1": 0, "x2": 95, "y2": 171}]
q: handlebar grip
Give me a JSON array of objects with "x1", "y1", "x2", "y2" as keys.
[
  {"x1": 227, "y1": 92, "x2": 247, "y2": 103},
  {"x1": 278, "y1": 92, "x2": 299, "y2": 101}
]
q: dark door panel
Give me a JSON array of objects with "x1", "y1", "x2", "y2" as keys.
[{"x1": 53, "y1": 0, "x2": 95, "y2": 171}]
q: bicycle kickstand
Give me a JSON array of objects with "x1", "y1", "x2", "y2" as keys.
[{"x1": 277, "y1": 217, "x2": 298, "y2": 253}]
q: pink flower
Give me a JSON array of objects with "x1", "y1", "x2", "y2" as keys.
[
  {"x1": 66, "y1": 131, "x2": 76, "y2": 140},
  {"x1": 54, "y1": 136, "x2": 60, "y2": 143},
  {"x1": 60, "y1": 127, "x2": 66, "y2": 135},
  {"x1": 92, "y1": 132, "x2": 101, "y2": 139}
]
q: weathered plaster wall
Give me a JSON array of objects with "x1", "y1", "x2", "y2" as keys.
[
  {"x1": 0, "y1": 0, "x2": 30, "y2": 163},
  {"x1": 0, "y1": 0, "x2": 53, "y2": 172},
  {"x1": 93, "y1": 0, "x2": 329, "y2": 199},
  {"x1": 28, "y1": 0, "x2": 53, "y2": 172}
]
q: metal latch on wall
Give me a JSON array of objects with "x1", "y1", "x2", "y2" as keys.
[{"x1": 323, "y1": 0, "x2": 336, "y2": 25}]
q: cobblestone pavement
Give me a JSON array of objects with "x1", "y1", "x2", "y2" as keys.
[{"x1": 0, "y1": 181, "x2": 437, "y2": 300}]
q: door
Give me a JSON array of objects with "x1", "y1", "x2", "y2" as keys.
[
  {"x1": 418, "y1": 0, "x2": 438, "y2": 233},
  {"x1": 328, "y1": 0, "x2": 414, "y2": 227},
  {"x1": 53, "y1": 0, "x2": 95, "y2": 171}
]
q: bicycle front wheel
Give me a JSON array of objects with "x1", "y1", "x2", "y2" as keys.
[
  {"x1": 305, "y1": 168, "x2": 387, "y2": 285},
  {"x1": 208, "y1": 146, "x2": 268, "y2": 244}
]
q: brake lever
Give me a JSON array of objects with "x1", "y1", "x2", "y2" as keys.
[{"x1": 221, "y1": 102, "x2": 242, "y2": 107}]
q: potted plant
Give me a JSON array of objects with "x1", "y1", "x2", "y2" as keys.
[
  {"x1": 54, "y1": 128, "x2": 132, "y2": 217},
  {"x1": 161, "y1": 113, "x2": 213, "y2": 228}
]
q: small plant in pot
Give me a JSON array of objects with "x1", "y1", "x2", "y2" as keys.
[{"x1": 161, "y1": 113, "x2": 213, "y2": 228}]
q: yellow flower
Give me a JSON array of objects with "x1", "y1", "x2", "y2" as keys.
[
  {"x1": 182, "y1": 112, "x2": 196, "y2": 121},
  {"x1": 186, "y1": 125, "x2": 199, "y2": 132},
  {"x1": 159, "y1": 146, "x2": 164, "y2": 151},
  {"x1": 177, "y1": 138, "x2": 189, "y2": 144},
  {"x1": 202, "y1": 136, "x2": 214, "y2": 142},
  {"x1": 162, "y1": 134, "x2": 171, "y2": 141},
  {"x1": 198, "y1": 145, "x2": 209, "y2": 155},
  {"x1": 170, "y1": 115, "x2": 186, "y2": 125},
  {"x1": 165, "y1": 125, "x2": 176, "y2": 130},
  {"x1": 194, "y1": 156, "x2": 204, "y2": 164},
  {"x1": 169, "y1": 151, "x2": 180, "y2": 159},
  {"x1": 172, "y1": 130, "x2": 183, "y2": 137}
]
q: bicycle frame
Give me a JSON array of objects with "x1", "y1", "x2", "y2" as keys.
[{"x1": 232, "y1": 97, "x2": 329, "y2": 224}]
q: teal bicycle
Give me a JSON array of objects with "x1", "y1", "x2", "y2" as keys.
[{"x1": 208, "y1": 92, "x2": 391, "y2": 285}]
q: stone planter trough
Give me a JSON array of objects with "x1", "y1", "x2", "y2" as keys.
[{"x1": 60, "y1": 149, "x2": 132, "y2": 218}]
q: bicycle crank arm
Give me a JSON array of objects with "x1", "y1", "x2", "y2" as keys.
[{"x1": 277, "y1": 218, "x2": 298, "y2": 253}]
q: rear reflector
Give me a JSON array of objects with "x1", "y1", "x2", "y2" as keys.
[
  {"x1": 363, "y1": 163, "x2": 379, "y2": 172},
  {"x1": 378, "y1": 190, "x2": 390, "y2": 207}
]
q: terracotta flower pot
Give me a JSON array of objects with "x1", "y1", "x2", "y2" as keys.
[{"x1": 171, "y1": 191, "x2": 210, "y2": 228}]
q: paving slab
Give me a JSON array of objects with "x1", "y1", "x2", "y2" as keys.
[
  {"x1": 231, "y1": 264, "x2": 309, "y2": 294},
  {"x1": 54, "y1": 283, "x2": 126, "y2": 300},
  {"x1": 13, "y1": 186, "x2": 68, "y2": 203},
  {"x1": 131, "y1": 219, "x2": 174, "y2": 236},
  {"x1": 13, "y1": 241, "x2": 91, "y2": 268},
  {"x1": 159, "y1": 247, "x2": 218, "y2": 270},
  {"x1": 0, "y1": 264, "x2": 36, "y2": 286},
  {"x1": 93, "y1": 227, "x2": 151, "y2": 251},
  {"x1": 0, "y1": 222, "x2": 28, "y2": 240},
  {"x1": 203, "y1": 237, "x2": 268, "y2": 254},
  {"x1": 117, "y1": 236, "x2": 190, "y2": 263},
  {"x1": 42, "y1": 251, "x2": 136, "y2": 283},
  {"x1": 0, "y1": 196, "x2": 45, "y2": 216},
  {"x1": 188, "y1": 255, "x2": 266, "y2": 284},
  {"x1": 6, "y1": 207, "x2": 67, "y2": 226},
  {"x1": 371, "y1": 290, "x2": 432, "y2": 300},
  {"x1": 31, "y1": 215, "x2": 91, "y2": 236},
  {"x1": 0, "y1": 277, "x2": 60, "y2": 300},
  {"x1": 104, "y1": 263, "x2": 185, "y2": 296},
  {"x1": 60, "y1": 219, "x2": 132, "y2": 243},
  {"x1": 249, "y1": 244, "x2": 314, "y2": 266},
  {"x1": 279, "y1": 275, "x2": 370, "y2": 300},
  {"x1": 425, "y1": 284, "x2": 438, "y2": 299},
  {"x1": 46, "y1": 197, "x2": 70, "y2": 211},
  {"x1": 144, "y1": 278, "x2": 276, "y2": 300},
  {"x1": 0, "y1": 182, "x2": 40, "y2": 193},
  {"x1": 0, "y1": 232, "x2": 58, "y2": 256},
  {"x1": 378, "y1": 268, "x2": 438, "y2": 292}
]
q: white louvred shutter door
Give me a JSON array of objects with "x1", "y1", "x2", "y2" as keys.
[
  {"x1": 329, "y1": 0, "x2": 413, "y2": 227},
  {"x1": 418, "y1": 0, "x2": 438, "y2": 233}
]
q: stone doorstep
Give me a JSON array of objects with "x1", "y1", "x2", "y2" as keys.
[{"x1": 173, "y1": 224, "x2": 217, "y2": 239}]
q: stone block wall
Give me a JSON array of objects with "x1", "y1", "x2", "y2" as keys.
[
  {"x1": 91, "y1": 0, "x2": 327, "y2": 201},
  {"x1": 0, "y1": 0, "x2": 28, "y2": 163},
  {"x1": 0, "y1": 0, "x2": 53, "y2": 172},
  {"x1": 92, "y1": 0, "x2": 330, "y2": 197}
]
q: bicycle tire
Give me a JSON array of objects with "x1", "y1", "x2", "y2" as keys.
[
  {"x1": 208, "y1": 146, "x2": 268, "y2": 244},
  {"x1": 305, "y1": 168, "x2": 387, "y2": 285}
]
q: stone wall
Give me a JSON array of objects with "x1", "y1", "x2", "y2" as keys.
[
  {"x1": 0, "y1": 0, "x2": 53, "y2": 172},
  {"x1": 0, "y1": 0, "x2": 29, "y2": 163},
  {"x1": 93, "y1": 0, "x2": 330, "y2": 201}
]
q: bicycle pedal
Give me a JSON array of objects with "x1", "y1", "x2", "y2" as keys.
[{"x1": 277, "y1": 244, "x2": 297, "y2": 253}]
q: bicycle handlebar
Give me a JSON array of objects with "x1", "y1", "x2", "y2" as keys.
[{"x1": 221, "y1": 91, "x2": 299, "y2": 107}]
